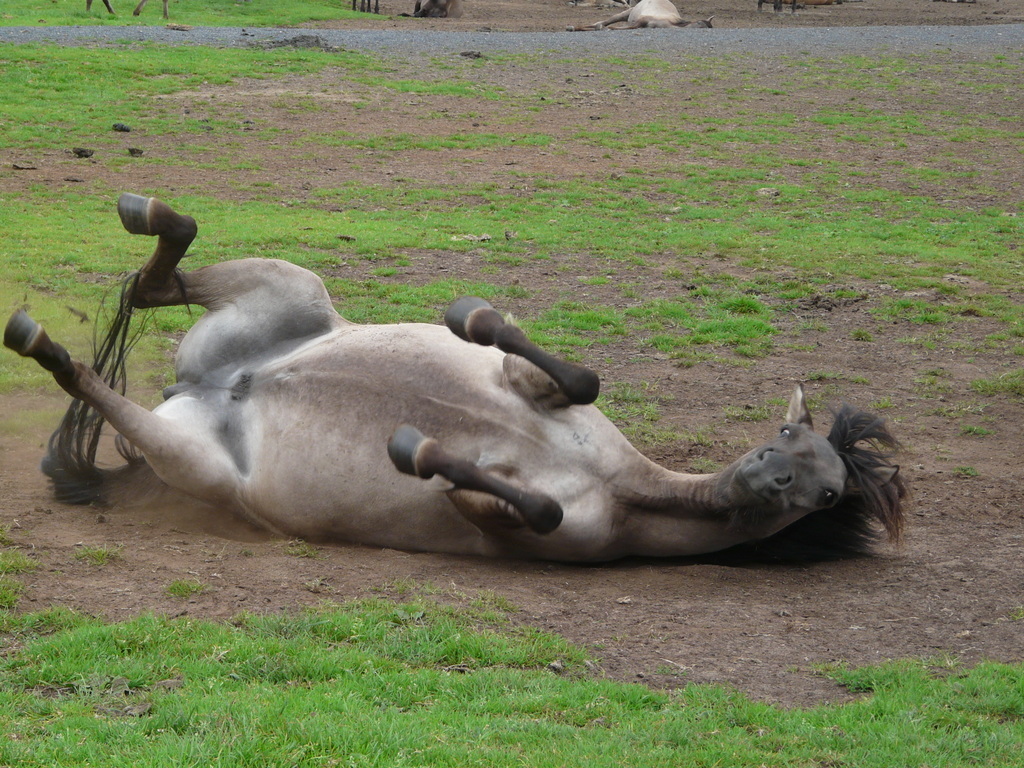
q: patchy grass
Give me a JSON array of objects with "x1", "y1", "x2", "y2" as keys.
[
  {"x1": 285, "y1": 540, "x2": 324, "y2": 559},
  {"x1": 0, "y1": 579, "x2": 24, "y2": 610},
  {"x1": 74, "y1": 545, "x2": 124, "y2": 566},
  {"x1": 0, "y1": 0, "x2": 368, "y2": 27},
  {"x1": 164, "y1": 579, "x2": 207, "y2": 599},
  {"x1": 597, "y1": 382, "x2": 681, "y2": 446},
  {"x1": 0, "y1": 551, "x2": 39, "y2": 576},
  {"x1": 0, "y1": 607, "x2": 1021, "y2": 767},
  {"x1": 971, "y1": 369, "x2": 1024, "y2": 398}
]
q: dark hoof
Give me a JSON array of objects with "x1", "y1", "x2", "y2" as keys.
[
  {"x1": 387, "y1": 424, "x2": 433, "y2": 478},
  {"x1": 3, "y1": 310, "x2": 71, "y2": 373},
  {"x1": 444, "y1": 296, "x2": 503, "y2": 345},
  {"x1": 118, "y1": 193, "x2": 155, "y2": 235},
  {"x1": 118, "y1": 193, "x2": 198, "y2": 245},
  {"x1": 4, "y1": 309, "x2": 42, "y2": 355},
  {"x1": 527, "y1": 498, "x2": 563, "y2": 535}
]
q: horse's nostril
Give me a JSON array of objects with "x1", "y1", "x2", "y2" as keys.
[{"x1": 770, "y1": 473, "x2": 793, "y2": 491}]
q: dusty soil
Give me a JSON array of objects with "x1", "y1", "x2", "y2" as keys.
[
  {"x1": 2, "y1": 1, "x2": 1023, "y2": 708},
  {"x1": 317, "y1": 0, "x2": 1024, "y2": 33}
]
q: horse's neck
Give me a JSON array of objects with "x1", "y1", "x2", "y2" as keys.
[
  {"x1": 616, "y1": 458, "x2": 730, "y2": 515},
  {"x1": 607, "y1": 460, "x2": 748, "y2": 557}
]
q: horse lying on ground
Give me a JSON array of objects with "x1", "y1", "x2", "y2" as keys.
[
  {"x1": 4, "y1": 195, "x2": 905, "y2": 562},
  {"x1": 399, "y1": 0, "x2": 463, "y2": 18},
  {"x1": 567, "y1": 0, "x2": 713, "y2": 31}
]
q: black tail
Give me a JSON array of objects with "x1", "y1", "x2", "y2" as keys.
[{"x1": 42, "y1": 274, "x2": 147, "y2": 504}]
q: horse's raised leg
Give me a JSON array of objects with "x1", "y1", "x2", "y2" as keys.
[
  {"x1": 444, "y1": 297, "x2": 600, "y2": 405},
  {"x1": 4, "y1": 312, "x2": 241, "y2": 505},
  {"x1": 117, "y1": 193, "x2": 197, "y2": 308},
  {"x1": 117, "y1": 194, "x2": 340, "y2": 367},
  {"x1": 388, "y1": 425, "x2": 563, "y2": 534}
]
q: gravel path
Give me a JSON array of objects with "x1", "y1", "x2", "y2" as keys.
[{"x1": 1, "y1": 22, "x2": 1022, "y2": 56}]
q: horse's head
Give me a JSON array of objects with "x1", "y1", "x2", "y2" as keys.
[{"x1": 721, "y1": 385, "x2": 906, "y2": 556}]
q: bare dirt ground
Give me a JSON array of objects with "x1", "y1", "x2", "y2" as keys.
[
  {"x1": 314, "y1": 0, "x2": 1024, "y2": 33},
  {"x1": 1, "y1": 0, "x2": 1022, "y2": 708}
]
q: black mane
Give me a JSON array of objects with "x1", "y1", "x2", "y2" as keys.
[{"x1": 720, "y1": 404, "x2": 907, "y2": 562}]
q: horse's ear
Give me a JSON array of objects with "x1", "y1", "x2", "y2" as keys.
[
  {"x1": 786, "y1": 384, "x2": 813, "y2": 428},
  {"x1": 872, "y1": 464, "x2": 900, "y2": 485},
  {"x1": 843, "y1": 463, "x2": 900, "y2": 495}
]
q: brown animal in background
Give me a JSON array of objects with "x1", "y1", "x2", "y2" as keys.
[
  {"x1": 86, "y1": 0, "x2": 170, "y2": 18},
  {"x1": 568, "y1": 0, "x2": 712, "y2": 30},
  {"x1": 759, "y1": 0, "x2": 834, "y2": 11},
  {"x1": 353, "y1": 0, "x2": 381, "y2": 15},
  {"x1": 400, "y1": 0, "x2": 464, "y2": 17}
]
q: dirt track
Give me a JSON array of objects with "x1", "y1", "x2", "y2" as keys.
[{"x1": 1, "y1": 0, "x2": 1023, "y2": 707}]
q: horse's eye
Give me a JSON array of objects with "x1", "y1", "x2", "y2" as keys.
[
  {"x1": 780, "y1": 427, "x2": 791, "y2": 437},
  {"x1": 822, "y1": 489, "x2": 837, "y2": 506}
]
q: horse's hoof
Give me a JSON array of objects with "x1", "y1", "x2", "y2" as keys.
[
  {"x1": 3, "y1": 310, "x2": 71, "y2": 373},
  {"x1": 118, "y1": 193, "x2": 155, "y2": 235},
  {"x1": 3, "y1": 309, "x2": 42, "y2": 355},
  {"x1": 118, "y1": 193, "x2": 198, "y2": 245},
  {"x1": 388, "y1": 424, "x2": 434, "y2": 478},
  {"x1": 528, "y1": 498, "x2": 564, "y2": 535},
  {"x1": 444, "y1": 296, "x2": 503, "y2": 346}
]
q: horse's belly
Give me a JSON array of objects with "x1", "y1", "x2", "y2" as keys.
[{"x1": 207, "y1": 323, "x2": 632, "y2": 557}]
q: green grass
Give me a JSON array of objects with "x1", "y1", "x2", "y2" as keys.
[
  {"x1": 0, "y1": 551, "x2": 38, "y2": 610},
  {"x1": 0, "y1": 607, "x2": 1021, "y2": 767},
  {"x1": 0, "y1": 45, "x2": 379, "y2": 153},
  {"x1": 0, "y1": 551, "x2": 40, "y2": 576},
  {"x1": 1, "y1": 45, "x2": 1022, "y2": 371},
  {"x1": 972, "y1": 369, "x2": 1024, "y2": 398},
  {"x1": 74, "y1": 545, "x2": 124, "y2": 566},
  {"x1": 0, "y1": 0, "x2": 367, "y2": 27},
  {"x1": 164, "y1": 579, "x2": 207, "y2": 599},
  {"x1": 0, "y1": 579, "x2": 24, "y2": 610},
  {"x1": 597, "y1": 382, "x2": 681, "y2": 446}
]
